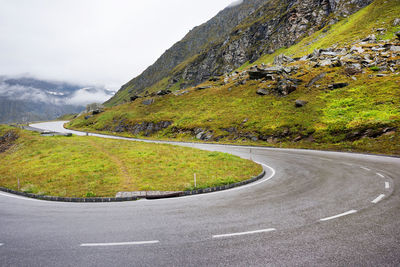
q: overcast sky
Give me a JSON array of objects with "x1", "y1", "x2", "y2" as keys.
[{"x1": 0, "y1": 0, "x2": 241, "y2": 90}]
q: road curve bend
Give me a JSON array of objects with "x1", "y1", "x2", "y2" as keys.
[{"x1": 0, "y1": 121, "x2": 399, "y2": 266}]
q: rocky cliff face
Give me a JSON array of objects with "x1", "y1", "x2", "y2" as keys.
[
  {"x1": 172, "y1": 0, "x2": 373, "y2": 87},
  {"x1": 108, "y1": 0, "x2": 373, "y2": 105},
  {"x1": 106, "y1": 0, "x2": 266, "y2": 105}
]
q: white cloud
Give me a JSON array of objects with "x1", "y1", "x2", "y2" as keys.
[
  {"x1": 228, "y1": 0, "x2": 244, "y2": 8},
  {"x1": 0, "y1": 0, "x2": 235, "y2": 90},
  {"x1": 66, "y1": 87, "x2": 114, "y2": 106}
]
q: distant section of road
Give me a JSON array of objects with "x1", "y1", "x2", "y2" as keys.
[{"x1": 0, "y1": 121, "x2": 399, "y2": 266}]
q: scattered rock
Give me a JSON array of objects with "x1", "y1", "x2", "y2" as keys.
[
  {"x1": 295, "y1": 100, "x2": 308, "y2": 108},
  {"x1": 328, "y1": 83, "x2": 349, "y2": 90},
  {"x1": 256, "y1": 88, "x2": 269, "y2": 96},
  {"x1": 130, "y1": 95, "x2": 140, "y2": 102},
  {"x1": 395, "y1": 31, "x2": 400, "y2": 40},
  {"x1": 376, "y1": 28, "x2": 386, "y2": 34},
  {"x1": 362, "y1": 34, "x2": 376, "y2": 43},
  {"x1": 195, "y1": 85, "x2": 212, "y2": 91},
  {"x1": 275, "y1": 79, "x2": 297, "y2": 96},
  {"x1": 394, "y1": 18, "x2": 400, "y2": 26},
  {"x1": 273, "y1": 54, "x2": 294, "y2": 65},
  {"x1": 306, "y1": 72, "x2": 326, "y2": 87},
  {"x1": 0, "y1": 130, "x2": 19, "y2": 153},
  {"x1": 350, "y1": 46, "x2": 365, "y2": 54},
  {"x1": 156, "y1": 89, "x2": 171, "y2": 96},
  {"x1": 86, "y1": 103, "x2": 104, "y2": 114},
  {"x1": 142, "y1": 99, "x2": 154, "y2": 105},
  {"x1": 390, "y1": 46, "x2": 400, "y2": 53}
]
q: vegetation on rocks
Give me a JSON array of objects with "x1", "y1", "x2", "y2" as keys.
[
  {"x1": 68, "y1": 0, "x2": 400, "y2": 156},
  {"x1": 0, "y1": 126, "x2": 261, "y2": 197}
]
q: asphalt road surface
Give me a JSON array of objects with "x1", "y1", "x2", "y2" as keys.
[{"x1": 1, "y1": 121, "x2": 399, "y2": 266}]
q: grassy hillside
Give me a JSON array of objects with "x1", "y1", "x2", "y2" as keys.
[
  {"x1": 68, "y1": 0, "x2": 400, "y2": 156},
  {"x1": 0, "y1": 126, "x2": 261, "y2": 197}
]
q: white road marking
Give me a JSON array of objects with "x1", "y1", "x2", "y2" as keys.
[
  {"x1": 0, "y1": 192, "x2": 40, "y2": 202},
  {"x1": 80, "y1": 240, "x2": 159, "y2": 247},
  {"x1": 360, "y1": 166, "x2": 371, "y2": 171},
  {"x1": 320, "y1": 210, "x2": 357, "y2": 221},
  {"x1": 376, "y1": 173, "x2": 385, "y2": 178},
  {"x1": 371, "y1": 194, "x2": 385, "y2": 204},
  {"x1": 212, "y1": 228, "x2": 276, "y2": 239},
  {"x1": 385, "y1": 182, "x2": 390, "y2": 189},
  {"x1": 0, "y1": 243, "x2": 4, "y2": 246}
]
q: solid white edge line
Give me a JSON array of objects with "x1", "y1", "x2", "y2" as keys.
[
  {"x1": 80, "y1": 240, "x2": 159, "y2": 247},
  {"x1": 212, "y1": 228, "x2": 276, "y2": 239},
  {"x1": 0, "y1": 192, "x2": 40, "y2": 202},
  {"x1": 371, "y1": 194, "x2": 385, "y2": 204},
  {"x1": 385, "y1": 182, "x2": 390, "y2": 189},
  {"x1": 320, "y1": 210, "x2": 357, "y2": 221},
  {"x1": 376, "y1": 173, "x2": 385, "y2": 178}
]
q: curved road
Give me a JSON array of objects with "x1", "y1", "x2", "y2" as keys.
[{"x1": 1, "y1": 121, "x2": 399, "y2": 266}]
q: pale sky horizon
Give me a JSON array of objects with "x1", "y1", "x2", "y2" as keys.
[{"x1": 0, "y1": 0, "x2": 241, "y2": 91}]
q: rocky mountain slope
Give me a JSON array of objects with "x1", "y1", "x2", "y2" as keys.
[
  {"x1": 106, "y1": 0, "x2": 270, "y2": 106},
  {"x1": 0, "y1": 76, "x2": 114, "y2": 123},
  {"x1": 107, "y1": 0, "x2": 373, "y2": 106},
  {"x1": 68, "y1": 0, "x2": 400, "y2": 155}
]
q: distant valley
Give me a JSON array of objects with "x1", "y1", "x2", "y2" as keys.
[{"x1": 0, "y1": 76, "x2": 114, "y2": 123}]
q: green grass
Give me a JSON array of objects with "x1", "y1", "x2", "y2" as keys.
[
  {"x1": 0, "y1": 126, "x2": 261, "y2": 197},
  {"x1": 67, "y1": 0, "x2": 400, "y2": 156},
  {"x1": 252, "y1": 0, "x2": 400, "y2": 65}
]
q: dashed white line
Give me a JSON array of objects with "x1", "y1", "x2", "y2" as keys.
[
  {"x1": 212, "y1": 228, "x2": 276, "y2": 239},
  {"x1": 385, "y1": 182, "x2": 390, "y2": 189},
  {"x1": 360, "y1": 166, "x2": 371, "y2": 171},
  {"x1": 0, "y1": 243, "x2": 4, "y2": 246},
  {"x1": 371, "y1": 194, "x2": 385, "y2": 204},
  {"x1": 320, "y1": 210, "x2": 357, "y2": 221},
  {"x1": 80, "y1": 240, "x2": 159, "y2": 247},
  {"x1": 376, "y1": 173, "x2": 385, "y2": 178}
]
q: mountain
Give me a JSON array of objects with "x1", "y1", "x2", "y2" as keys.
[
  {"x1": 0, "y1": 76, "x2": 115, "y2": 123},
  {"x1": 106, "y1": 0, "x2": 373, "y2": 106},
  {"x1": 68, "y1": 0, "x2": 400, "y2": 155},
  {"x1": 105, "y1": 0, "x2": 267, "y2": 106}
]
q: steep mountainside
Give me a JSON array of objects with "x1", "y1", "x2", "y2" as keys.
[
  {"x1": 106, "y1": 0, "x2": 267, "y2": 106},
  {"x1": 0, "y1": 77, "x2": 114, "y2": 123},
  {"x1": 68, "y1": 0, "x2": 400, "y2": 155},
  {"x1": 107, "y1": 0, "x2": 373, "y2": 106}
]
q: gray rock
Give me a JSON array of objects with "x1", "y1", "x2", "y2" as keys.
[
  {"x1": 156, "y1": 89, "x2": 171, "y2": 96},
  {"x1": 390, "y1": 46, "x2": 400, "y2": 53},
  {"x1": 321, "y1": 51, "x2": 339, "y2": 57},
  {"x1": 195, "y1": 85, "x2": 212, "y2": 91},
  {"x1": 295, "y1": 100, "x2": 308, "y2": 108},
  {"x1": 275, "y1": 80, "x2": 297, "y2": 96},
  {"x1": 328, "y1": 83, "x2": 349, "y2": 90},
  {"x1": 362, "y1": 34, "x2": 376, "y2": 42},
  {"x1": 306, "y1": 72, "x2": 326, "y2": 87},
  {"x1": 141, "y1": 99, "x2": 154, "y2": 105},
  {"x1": 376, "y1": 28, "x2": 386, "y2": 33},
  {"x1": 130, "y1": 95, "x2": 140, "y2": 102},
  {"x1": 394, "y1": 18, "x2": 400, "y2": 26},
  {"x1": 86, "y1": 103, "x2": 104, "y2": 114},
  {"x1": 256, "y1": 88, "x2": 269, "y2": 96},
  {"x1": 350, "y1": 46, "x2": 365, "y2": 53},
  {"x1": 273, "y1": 54, "x2": 294, "y2": 65}
]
